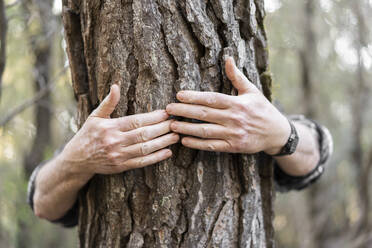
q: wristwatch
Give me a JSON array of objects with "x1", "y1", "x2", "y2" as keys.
[{"x1": 273, "y1": 119, "x2": 299, "y2": 156}]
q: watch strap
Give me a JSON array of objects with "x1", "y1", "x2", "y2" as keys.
[{"x1": 273, "y1": 119, "x2": 299, "y2": 156}]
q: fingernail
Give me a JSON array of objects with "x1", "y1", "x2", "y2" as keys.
[
  {"x1": 170, "y1": 122, "x2": 177, "y2": 130},
  {"x1": 177, "y1": 92, "x2": 185, "y2": 100},
  {"x1": 166, "y1": 105, "x2": 173, "y2": 113},
  {"x1": 181, "y1": 138, "x2": 188, "y2": 145},
  {"x1": 173, "y1": 133, "x2": 180, "y2": 140},
  {"x1": 166, "y1": 150, "x2": 172, "y2": 156}
]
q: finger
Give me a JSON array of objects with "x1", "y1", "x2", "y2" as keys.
[
  {"x1": 225, "y1": 57, "x2": 257, "y2": 95},
  {"x1": 120, "y1": 120, "x2": 173, "y2": 146},
  {"x1": 176, "y1": 91, "x2": 233, "y2": 109},
  {"x1": 166, "y1": 103, "x2": 228, "y2": 124},
  {"x1": 171, "y1": 121, "x2": 228, "y2": 139},
  {"x1": 121, "y1": 133, "x2": 179, "y2": 159},
  {"x1": 118, "y1": 149, "x2": 173, "y2": 171},
  {"x1": 181, "y1": 137, "x2": 231, "y2": 152},
  {"x1": 91, "y1": 84, "x2": 121, "y2": 118},
  {"x1": 114, "y1": 110, "x2": 169, "y2": 132}
]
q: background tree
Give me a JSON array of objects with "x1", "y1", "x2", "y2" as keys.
[
  {"x1": 62, "y1": 0, "x2": 275, "y2": 247},
  {"x1": 350, "y1": 0, "x2": 372, "y2": 241},
  {"x1": 17, "y1": 1, "x2": 55, "y2": 247},
  {"x1": 268, "y1": 0, "x2": 372, "y2": 247},
  {"x1": 0, "y1": 0, "x2": 77, "y2": 247},
  {"x1": 0, "y1": 0, "x2": 7, "y2": 99},
  {"x1": 22, "y1": 0, "x2": 55, "y2": 180},
  {"x1": 298, "y1": 1, "x2": 327, "y2": 247}
]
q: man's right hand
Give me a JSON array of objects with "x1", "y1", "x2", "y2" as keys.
[
  {"x1": 33, "y1": 84, "x2": 178, "y2": 221},
  {"x1": 61, "y1": 84, "x2": 179, "y2": 177}
]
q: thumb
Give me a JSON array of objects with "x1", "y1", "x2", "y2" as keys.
[
  {"x1": 91, "y1": 84, "x2": 120, "y2": 118},
  {"x1": 225, "y1": 57, "x2": 257, "y2": 95}
]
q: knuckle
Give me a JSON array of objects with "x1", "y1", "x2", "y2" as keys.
[
  {"x1": 141, "y1": 143, "x2": 150, "y2": 156},
  {"x1": 201, "y1": 126, "x2": 209, "y2": 138},
  {"x1": 226, "y1": 140, "x2": 239, "y2": 153},
  {"x1": 107, "y1": 153, "x2": 118, "y2": 164},
  {"x1": 233, "y1": 128, "x2": 246, "y2": 139},
  {"x1": 230, "y1": 113, "x2": 245, "y2": 127},
  {"x1": 235, "y1": 100, "x2": 250, "y2": 112},
  {"x1": 236, "y1": 101, "x2": 246, "y2": 110},
  {"x1": 207, "y1": 143, "x2": 216, "y2": 151},
  {"x1": 226, "y1": 141, "x2": 238, "y2": 153},
  {"x1": 131, "y1": 117, "x2": 142, "y2": 129},
  {"x1": 199, "y1": 108, "x2": 208, "y2": 119},
  {"x1": 138, "y1": 157, "x2": 147, "y2": 167},
  {"x1": 139, "y1": 129, "x2": 149, "y2": 142},
  {"x1": 102, "y1": 135, "x2": 115, "y2": 148},
  {"x1": 234, "y1": 141, "x2": 245, "y2": 153}
]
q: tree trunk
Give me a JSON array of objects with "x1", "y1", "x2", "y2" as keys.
[
  {"x1": 351, "y1": 0, "x2": 371, "y2": 239},
  {"x1": 0, "y1": 0, "x2": 7, "y2": 100},
  {"x1": 18, "y1": 1, "x2": 55, "y2": 248},
  {"x1": 299, "y1": 0, "x2": 316, "y2": 120},
  {"x1": 298, "y1": 1, "x2": 327, "y2": 248},
  {"x1": 23, "y1": 0, "x2": 55, "y2": 178},
  {"x1": 62, "y1": 0, "x2": 274, "y2": 247}
]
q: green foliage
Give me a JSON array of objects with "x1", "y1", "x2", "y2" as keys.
[
  {"x1": 267, "y1": 0, "x2": 372, "y2": 246},
  {"x1": 0, "y1": 1, "x2": 77, "y2": 247}
]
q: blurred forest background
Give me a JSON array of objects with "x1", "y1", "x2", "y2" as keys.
[{"x1": 0, "y1": 0, "x2": 371, "y2": 247}]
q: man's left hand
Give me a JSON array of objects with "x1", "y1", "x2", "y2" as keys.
[{"x1": 166, "y1": 57, "x2": 291, "y2": 155}]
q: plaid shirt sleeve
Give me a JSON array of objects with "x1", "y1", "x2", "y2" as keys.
[
  {"x1": 273, "y1": 115, "x2": 334, "y2": 192},
  {"x1": 27, "y1": 153, "x2": 79, "y2": 228}
]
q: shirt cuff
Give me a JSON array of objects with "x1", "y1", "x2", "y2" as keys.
[
  {"x1": 273, "y1": 115, "x2": 333, "y2": 192},
  {"x1": 27, "y1": 159, "x2": 79, "y2": 228}
]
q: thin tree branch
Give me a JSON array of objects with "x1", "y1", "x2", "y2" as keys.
[
  {"x1": 0, "y1": 68, "x2": 67, "y2": 127},
  {"x1": 0, "y1": 84, "x2": 52, "y2": 127}
]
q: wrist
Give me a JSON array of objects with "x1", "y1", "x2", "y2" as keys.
[
  {"x1": 57, "y1": 148, "x2": 94, "y2": 185},
  {"x1": 264, "y1": 115, "x2": 292, "y2": 156}
]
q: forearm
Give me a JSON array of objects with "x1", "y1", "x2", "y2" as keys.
[
  {"x1": 33, "y1": 152, "x2": 93, "y2": 221},
  {"x1": 273, "y1": 122, "x2": 320, "y2": 177}
]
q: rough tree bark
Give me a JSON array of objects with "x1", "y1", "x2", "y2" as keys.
[{"x1": 62, "y1": 1, "x2": 274, "y2": 247}]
